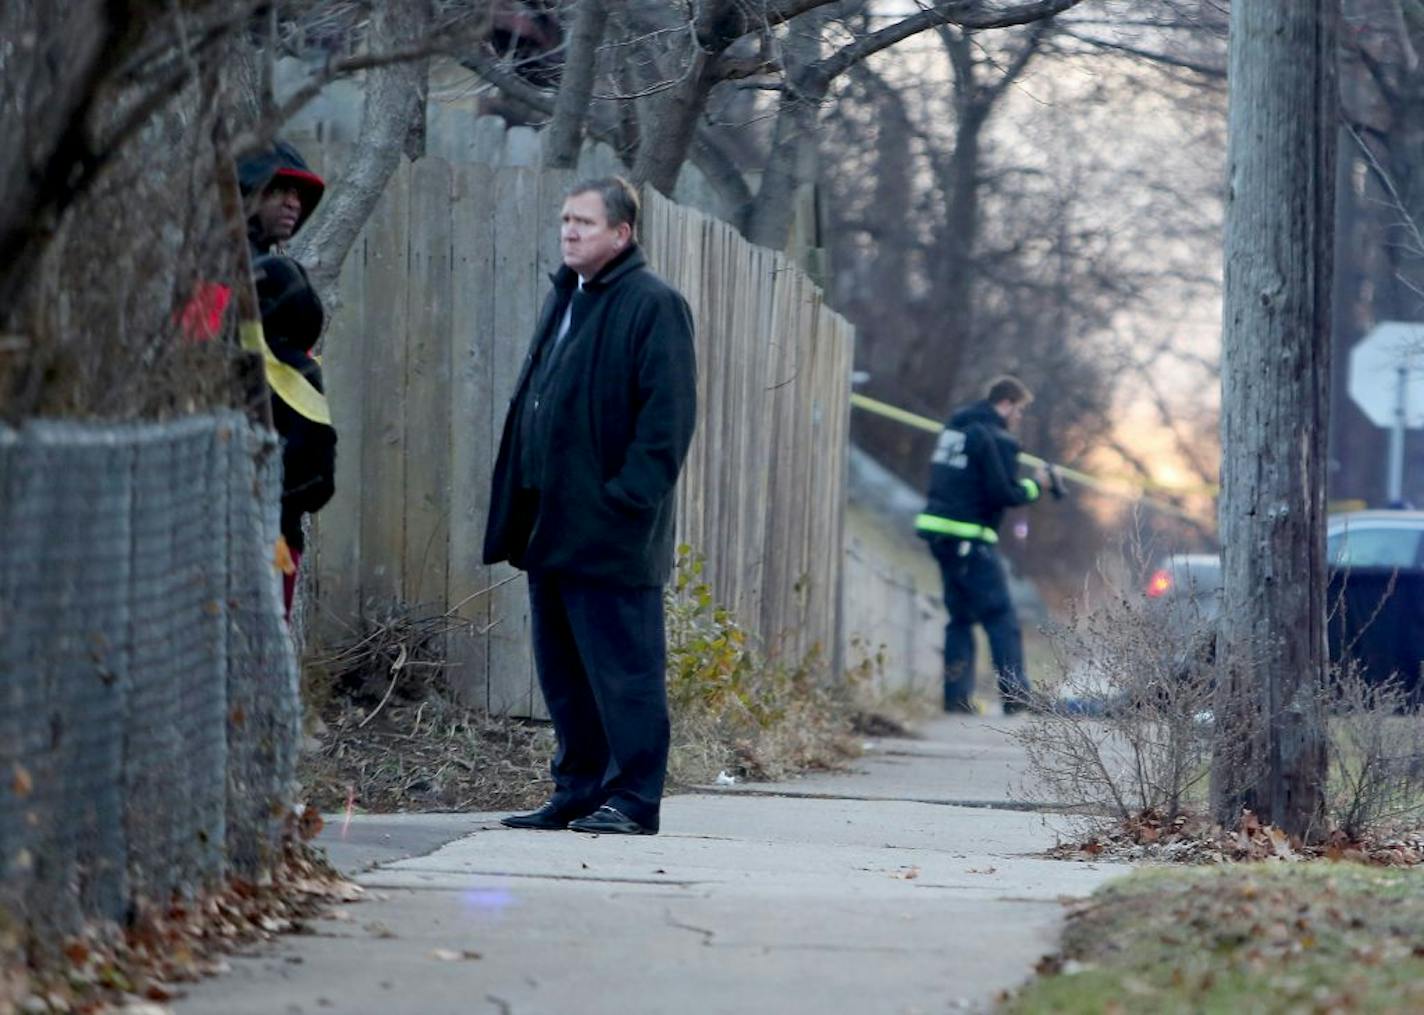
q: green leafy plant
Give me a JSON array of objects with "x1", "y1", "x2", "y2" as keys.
[{"x1": 664, "y1": 545, "x2": 855, "y2": 784}]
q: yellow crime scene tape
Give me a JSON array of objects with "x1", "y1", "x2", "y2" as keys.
[
  {"x1": 239, "y1": 320, "x2": 333, "y2": 426},
  {"x1": 849, "y1": 393, "x2": 1212, "y2": 522}
]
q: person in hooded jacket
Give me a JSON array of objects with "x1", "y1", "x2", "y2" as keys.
[
  {"x1": 236, "y1": 140, "x2": 336, "y2": 618},
  {"x1": 486, "y1": 177, "x2": 697, "y2": 837},
  {"x1": 915, "y1": 376, "x2": 1046, "y2": 714}
]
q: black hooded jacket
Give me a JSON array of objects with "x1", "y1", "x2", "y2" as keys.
[
  {"x1": 920, "y1": 399, "x2": 1038, "y2": 538},
  {"x1": 238, "y1": 140, "x2": 326, "y2": 256},
  {"x1": 237, "y1": 142, "x2": 335, "y2": 553},
  {"x1": 483, "y1": 245, "x2": 697, "y2": 587}
]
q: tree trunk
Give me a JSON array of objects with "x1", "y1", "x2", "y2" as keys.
[
  {"x1": 287, "y1": 0, "x2": 435, "y2": 299},
  {"x1": 543, "y1": 0, "x2": 608, "y2": 170},
  {"x1": 746, "y1": 10, "x2": 831, "y2": 250},
  {"x1": 628, "y1": 52, "x2": 718, "y2": 195},
  {"x1": 899, "y1": 34, "x2": 988, "y2": 412},
  {"x1": 746, "y1": 87, "x2": 822, "y2": 250},
  {"x1": 1210, "y1": 0, "x2": 1338, "y2": 840}
]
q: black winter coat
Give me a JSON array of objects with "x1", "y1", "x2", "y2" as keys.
[
  {"x1": 483, "y1": 245, "x2": 697, "y2": 587},
  {"x1": 236, "y1": 141, "x2": 335, "y2": 555},
  {"x1": 252, "y1": 255, "x2": 336, "y2": 553},
  {"x1": 921, "y1": 400, "x2": 1036, "y2": 536}
]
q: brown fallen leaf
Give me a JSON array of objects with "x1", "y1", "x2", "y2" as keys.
[
  {"x1": 144, "y1": 980, "x2": 177, "y2": 1001},
  {"x1": 298, "y1": 807, "x2": 324, "y2": 841},
  {"x1": 11, "y1": 765, "x2": 33, "y2": 798}
]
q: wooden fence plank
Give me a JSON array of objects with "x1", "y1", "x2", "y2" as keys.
[
  {"x1": 357, "y1": 160, "x2": 411, "y2": 611},
  {"x1": 310, "y1": 142, "x2": 365, "y2": 644},
  {"x1": 447, "y1": 161, "x2": 496, "y2": 705},
  {"x1": 402, "y1": 158, "x2": 455, "y2": 609},
  {"x1": 485, "y1": 165, "x2": 541, "y2": 716}
]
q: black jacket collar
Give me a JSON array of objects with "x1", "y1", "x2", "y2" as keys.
[{"x1": 549, "y1": 244, "x2": 645, "y2": 292}]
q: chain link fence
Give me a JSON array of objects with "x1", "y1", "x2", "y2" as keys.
[{"x1": 0, "y1": 412, "x2": 300, "y2": 939}]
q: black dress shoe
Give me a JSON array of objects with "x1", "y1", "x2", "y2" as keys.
[
  {"x1": 501, "y1": 802, "x2": 580, "y2": 830},
  {"x1": 567, "y1": 805, "x2": 656, "y2": 836}
]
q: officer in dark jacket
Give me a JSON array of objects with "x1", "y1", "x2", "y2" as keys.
[
  {"x1": 916, "y1": 376, "x2": 1045, "y2": 714},
  {"x1": 486, "y1": 177, "x2": 697, "y2": 836},
  {"x1": 237, "y1": 141, "x2": 336, "y2": 618}
]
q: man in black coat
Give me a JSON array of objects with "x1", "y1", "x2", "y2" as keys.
[
  {"x1": 915, "y1": 376, "x2": 1045, "y2": 714},
  {"x1": 485, "y1": 177, "x2": 697, "y2": 836},
  {"x1": 237, "y1": 140, "x2": 336, "y2": 618}
]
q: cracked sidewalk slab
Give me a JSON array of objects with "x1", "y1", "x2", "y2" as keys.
[{"x1": 173, "y1": 721, "x2": 1128, "y2": 1015}]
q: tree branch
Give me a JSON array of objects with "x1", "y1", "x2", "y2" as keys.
[
  {"x1": 1057, "y1": 28, "x2": 1227, "y2": 80},
  {"x1": 765, "y1": 0, "x2": 1088, "y2": 34},
  {"x1": 287, "y1": 1, "x2": 438, "y2": 299},
  {"x1": 544, "y1": 0, "x2": 608, "y2": 168}
]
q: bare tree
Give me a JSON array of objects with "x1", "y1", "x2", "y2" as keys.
[
  {"x1": 287, "y1": 1, "x2": 442, "y2": 297},
  {"x1": 1210, "y1": 0, "x2": 1338, "y2": 839},
  {"x1": 470, "y1": 0, "x2": 1091, "y2": 204},
  {"x1": 1329, "y1": 0, "x2": 1424, "y2": 506},
  {"x1": 542, "y1": 0, "x2": 608, "y2": 169}
]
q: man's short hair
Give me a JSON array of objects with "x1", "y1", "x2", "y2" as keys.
[
  {"x1": 568, "y1": 176, "x2": 639, "y2": 231},
  {"x1": 985, "y1": 375, "x2": 1033, "y2": 406}
]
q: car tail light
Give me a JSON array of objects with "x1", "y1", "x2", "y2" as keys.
[{"x1": 1146, "y1": 569, "x2": 1173, "y2": 598}]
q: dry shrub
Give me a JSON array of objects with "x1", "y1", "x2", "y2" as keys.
[
  {"x1": 300, "y1": 552, "x2": 861, "y2": 812},
  {"x1": 1010, "y1": 550, "x2": 1217, "y2": 824},
  {"x1": 1018, "y1": 548, "x2": 1424, "y2": 849},
  {"x1": 1326, "y1": 667, "x2": 1424, "y2": 840},
  {"x1": 665, "y1": 547, "x2": 860, "y2": 786},
  {"x1": 298, "y1": 599, "x2": 554, "y2": 813}
]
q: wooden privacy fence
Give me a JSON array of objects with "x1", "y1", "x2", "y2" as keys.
[{"x1": 299, "y1": 126, "x2": 853, "y2": 717}]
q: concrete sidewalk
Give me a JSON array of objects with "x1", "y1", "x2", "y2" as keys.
[{"x1": 174, "y1": 717, "x2": 1126, "y2": 1015}]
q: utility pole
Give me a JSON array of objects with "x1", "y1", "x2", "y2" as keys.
[{"x1": 1210, "y1": 0, "x2": 1339, "y2": 839}]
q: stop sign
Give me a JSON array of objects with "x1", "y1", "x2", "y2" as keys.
[{"x1": 1348, "y1": 321, "x2": 1424, "y2": 429}]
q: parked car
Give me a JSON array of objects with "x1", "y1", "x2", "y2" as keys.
[
  {"x1": 1325, "y1": 510, "x2": 1424, "y2": 694},
  {"x1": 1327, "y1": 510, "x2": 1424, "y2": 569},
  {"x1": 1143, "y1": 510, "x2": 1424, "y2": 695},
  {"x1": 1144, "y1": 552, "x2": 1222, "y2": 630}
]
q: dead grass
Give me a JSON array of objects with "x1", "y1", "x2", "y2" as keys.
[
  {"x1": 298, "y1": 562, "x2": 867, "y2": 815},
  {"x1": 1006, "y1": 864, "x2": 1424, "y2": 1014},
  {"x1": 299, "y1": 697, "x2": 556, "y2": 814},
  {"x1": 296, "y1": 602, "x2": 555, "y2": 813}
]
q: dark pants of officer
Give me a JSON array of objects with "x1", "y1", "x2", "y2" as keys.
[
  {"x1": 929, "y1": 538, "x2": 1029, "y2": 712},
  {"x1": 527, "y1": 572, "x2": 670, "y2": 831}
]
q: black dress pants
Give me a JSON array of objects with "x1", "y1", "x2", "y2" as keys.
[
  {"x1": 929, "y1": 537, "x2": 1029, "y2": 711},
  {"x1": 527, "y1": 571, "x2": 669, "y2": 831}
]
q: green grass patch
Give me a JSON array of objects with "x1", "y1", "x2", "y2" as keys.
[{"x1": 1006, "y1": 864, "x2": 1424, "y2": 1014}]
